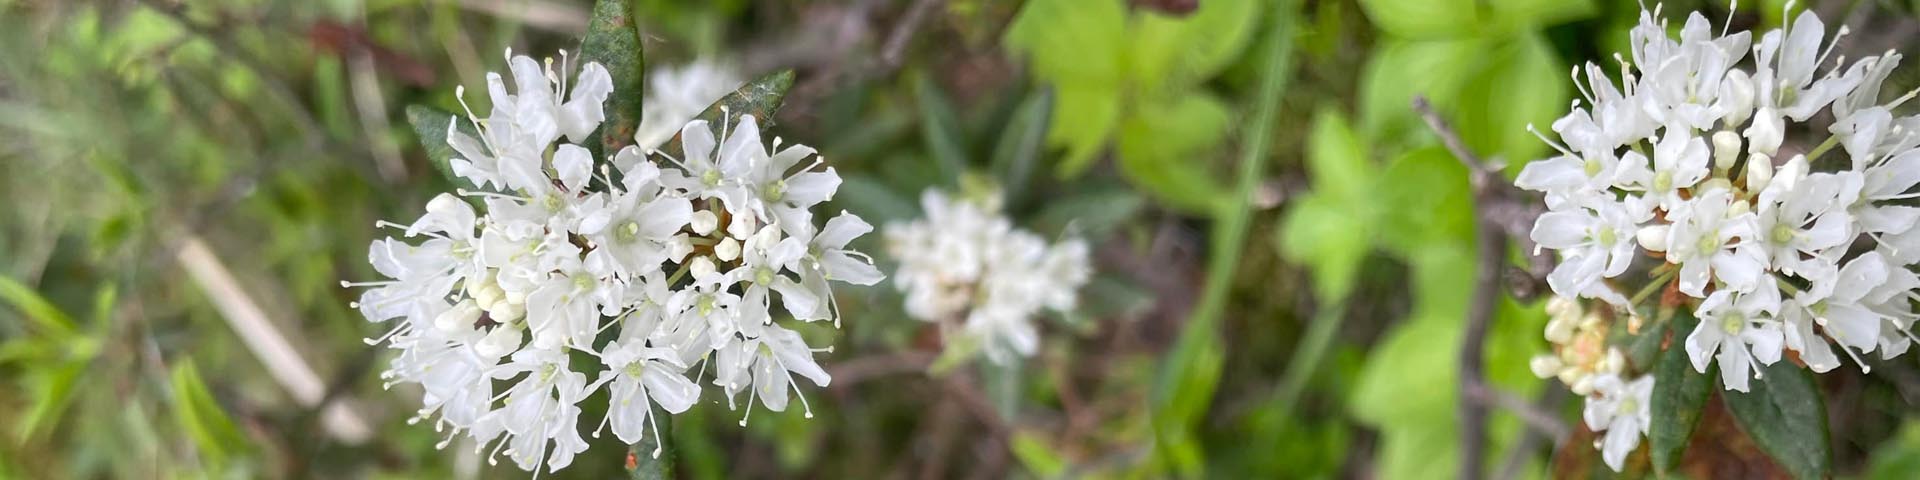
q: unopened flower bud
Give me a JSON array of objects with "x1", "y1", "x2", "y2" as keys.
[
  {"x1": 715, "y1": 237, "x2": 742, "y2": 262},
  {"x1": 667, "y1": 234, "x2": 695, "y2": 263},
  {"x1": 1728, "y1": 198, "x2": 1751, "y2": 217},
  {"x1": 1713, "y1": 131, "x2": 1743, "y2": 171},
  {"x1": 1530, "y1": 355, "x2": 1565, "y2": 379},
  {"x1": 1545, "y1": 315, "x2": 1578, "y2": 344},
  {"x1": 690, "y1": 210, "x2": 719, "y2": 235},
  {"x1": 1746, "y1": 152, "x2": 1774, "y2": 192},
  {"x1": 1599, "y1": 348, "x2": 1626, "y2": 375},
  {"x1": 1637, "y1": 224, "x2": 1670, "y2": 252},
  {"x1": 691, "y1": 256, "x2": 717, "y2": 278},
  {"x1": 1571, "y1": 374, "x2": 1597, "y2": 395},
  {"x1": 491, "y1": 301, "x2": 525, "y2": 323}
]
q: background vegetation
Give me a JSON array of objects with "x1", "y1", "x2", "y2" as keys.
[{"x1": 9, "y1": 0, "x2": 1920, "y2": 478}]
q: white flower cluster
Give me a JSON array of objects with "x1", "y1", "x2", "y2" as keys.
[
  {"x1": 1528, "y1": 298, "x2": 1649, "y2": 471},
  {"x1": 1520, "y1": 6, "x2": 1920, "y2": 470},
  {"x1": 631, "y1": 60, "x2": 743, "y2": 158},
  {"x1": 349, "y1": 51, "x2": 880, "y2": 473},
  {"x1": 884, "y1": 189, "x2": 1092, "y2": 364},
  {"x1": 1524, "y1": 5, "x2": 1920, "y2": 387}
]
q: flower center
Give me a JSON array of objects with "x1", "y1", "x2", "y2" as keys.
[
  {"x1": 1618, "y1": 397, "x2": 1640, "y2": 414},
  {"x1": 574, "y1": 274, "x2": 595, "y2": 291},
  {"x1": 1596, "y1": 225, "x2": 1618, "y2": 246},
  {"x1": 1696, "y1": 230, "x2": 1721, "y2": 254},
  {"x1": 754, "y1": 267, "x2": 775, "y2": 285},
  {"x1": 543, "y1": 194, "x2": 564, "y2": 212},
  {"x1": 1720, "y1": 314, "x2": 1745, "y2": 334},
  {"x1": 1770, "y1": 223, "x2": 1794, "y2": 244},
  {"x1": 702, "y1": 169, "x2": 722, "y2": 187},
  {"x1": 1652, "y1": 170, "x2": 1674, "y2": 193},
  {"x1": 697, "y1": 295, "x2": 716, "y2": 316},
  {"x1": 616, "y1": 221, "x2": 641, "y2": 243},
  {"x1": 762, "y1": 180, "x2": 787, "y2": 202},
  {"x1": 624, "y1": 362, "x2": 645, "y2": 378},
  {"x1": 1584, "y1": 158, "x2": 1604, "y2": 177}
]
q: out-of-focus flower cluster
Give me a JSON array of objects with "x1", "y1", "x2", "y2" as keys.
[
  {"x1": 349, "y1": 50, "x2": 879, "y2": 473},
  {"x1": 1520, "y1": 5, "x2": 1920, "y2": 471},
  {"x1": 884, "y1": 189, "x2": 1091, "y2": 364}
]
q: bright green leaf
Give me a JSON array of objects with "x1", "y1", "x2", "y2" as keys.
[
  {"x1": 1005, "y1": 0, "x2": 1125, "y2": 86},
  {"x1": 1127, "y1": 0, "x2": 1259, "y2": 92},
  {"x1": 1357, "y1": 0, "x2": 1480, "y2": 39},
  {"x1": 1304, "y1": 107, "x2": 1372, "y2": 201},
  {"x1": 1451, "y1": 32, "x2": 1566, "y2": 165},
  {"x1": 170, "y1": 360, "x2": 249, "y2": 465},
  {"x1": 1487, "y1": 0, "x2": 1596, "y2": 29},
  {"x1": 1048, "y1": 85, "x2": 1122, "y2": 177},
  {"x1": 1357, "y1": 37, "x2": 1484, "y2": 147},
  {"x1": 1374, "y1": 146, "x2": 1473, "y2": 256},
  {"x1": 1724, "y1": 359, "x2": 1831, "y2": 480},
  {"x1": 1277, "y1": 194, "x2": 1370, "y2": 302},
  {"x1": 1650, "y1": 312, "x2": 1716, "y2": 474},
  {"x1": 1010, "y1": 431, "x2": 1068, "y2": 478},
  {"x1": 0, "y1": 275, "x2": 78, "y2": 338},
  {"x1": 1115, "y1": 93, "x2": 1231, "y2": 213}
]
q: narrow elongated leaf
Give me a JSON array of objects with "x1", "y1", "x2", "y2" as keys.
[
  {"x1": 0, "y1": 275, "x2": 77, "y2": 338},
  {"x1": 990, "y1": 89, "x2": 1052, "y2": 209},
  {"x1": 627, "y1": 404, "x2": 675, "y2": 480},
  {"x1": 913, "y1": 74, "x2": 970, "y2": 182},
  {"x1": 1724, "y1": 358, "x2": 1831, "y2": 479},
  {"x1": 1650, "y1": 313, "x2": 1715, "y2": 473},
  {"x1": 652, "y1": 70, "x2": 795, "y2": 162},
  {"x1": 692, "y1": 70, "x2": 795, "y2": 128},
  {"x1": 171, "y1": 360, "x2": 249, "y2": 465},
  {"x1": 578, "y1": 0, "x2": 645, "y2": 156}
]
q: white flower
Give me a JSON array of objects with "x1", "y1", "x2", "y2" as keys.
[
  {"x1": 1664, "y1": 188, "x2": 1765, "y2": 296},
  {"x1": 351, "y1": 49, "x2": 876, "y2": 473},
  {"x1": 884, "y1": 188, "x2": 1093, "y2": 364},
  {"x1": 594, "y1": 340, "x2": 699, "y2": 446},
  {"x1": 1583, "y1": 374, "x2": 1653, "y2": 471},
  {"x1": 1688, "y1": 286, "x2": 1785, "y2": 392},
  {"x1": 1531, "y1": 195, "x2": 1647, "y2": 299}
]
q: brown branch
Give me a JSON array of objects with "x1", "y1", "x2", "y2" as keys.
[
  {"x1": 827, "y1": 350, "x2": 937, "y2": 387},
  {"x1": 1494, "y1": 388, "x2": 1570, "y2": 480},
  {"x1": 1414, "y1": 95, "x2": 1505, "y2": 480}
]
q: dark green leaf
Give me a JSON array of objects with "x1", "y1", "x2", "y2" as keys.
[
  {"x1": 1029, "y1": 188, "x2": 1141, "y2": 240},
  {"x1": 659, "y1": 70, "x2": 796, "y2": 160},
  {"x1": 404, "y1": 105, "x2": 478, "y2": 190},
  {"x1": 1724, "y1": 358, "x2": 1831, "y2": 479},
  {"x1": 578, "y1": 0, "x2": 646, "y2": 157},
  {"x1": 1649, "y1": 312, "x2": 1714, "y2": 474},
  {"x1": 913, "y1": 73, "x2": 970, "y2": 183},
  {"x1": 627, "y1": 404, "x2": 675, "y2": 480},
  {"x1": 692, "y1": 70, "x2": 795, "y2": 129},
  {"x1": 991, "y1": 89, "x2": 1053, "y2": 209}
]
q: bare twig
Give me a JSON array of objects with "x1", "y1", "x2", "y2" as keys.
[
  {"x1": 1465, "y1": 382, "x2": 1571, "y2": 441},
  {"x1": 827, "y1": 351, "x2": 937, "y2": 387},
  {"x1": 881, "y1": 0, "x2": 945, "y2": 68},
  {"x1": 1495, "y1": 388, "x2": 1570, "y2": 480},
  {"x1": 1414, "y1": 95, "x2": 1506, "y2": 480},
  {"x1": 175, "y1": 235, "x2": 373, "y2": 445}
]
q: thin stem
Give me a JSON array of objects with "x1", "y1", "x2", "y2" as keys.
[{"x1": 1150, "y1": 0, "x2": 1299, "y2": 471}]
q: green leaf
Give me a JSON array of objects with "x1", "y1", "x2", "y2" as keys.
[
  {"x1": 1486, "y1": 0, "x2": 1596, "y2": 29},
  {"x1": 658, "y1": 70, "x2": 796, "y2": 160},
  {"x1": 1724, "y1": 358, "x2": 1832, "y2": 479},
  {"x1": 1115, "y1": 93, "x2": 1232, "y2": 213},
  {"x1": 1357, "y1": 0, "x2": 1480, "y2": 39},
  {"x1": 1450, "y1": 32, "x2": 1566, "y2": 165},
  {"x1": 1279, "y1": 108, "x2": 1374, "y2": 301},
  {"x1": 1004, "y1": 0, "x2": 1125, "y2": 87},
  {"x1": 913, "y1": 73, "x2": 970, "y2": 182},
  {"x1": 1010, "y1": 431, "x2": 1069, "y2": 478},
  {"x1": 1304, "y1": 107, "x2": 1372, "y2": 202},
  {"x1": 1374, "y1": 147, "x2": 1473, "y2": 256},
  {"x1": 404, "y1": 105, "x2": 479, "y2": 189},
  {"x1": 0, "y1": 275, "x2": 77, "y2": 338},
  {"x1": 1126, "y1": 0, "x2": 1260, "y2": 92},
  {"x1": 692, "y1": 70, "x2": 795, "y2": 129},
  {"x1": 991, "y1": 89, "x2": 1053, "y2": 208},
  {"x1": 1047, "y1": 85, "x2": 1122, "y2": 177},
  {"x1": 831, "y1": 173, "x2": 919, "y2": 227},
  {"x1": 1357, "y1": 37, "x2": 1483, "y2": 146},
  {"x1": 627, "y1": 404, "x2": 675, "y2": 480},
  {"x1": 1650, "y1": 312, "x2": 1716, "y2": 474},
  {"x1": 1030, "y1": 188, "x2": 1142, "y2": 240},
  {"x1": 578, "y1": 0, "x2": 646, "y2": 156},
  {"x1": 170, "y1": 360, "x2": 249, "y2": 465}
]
